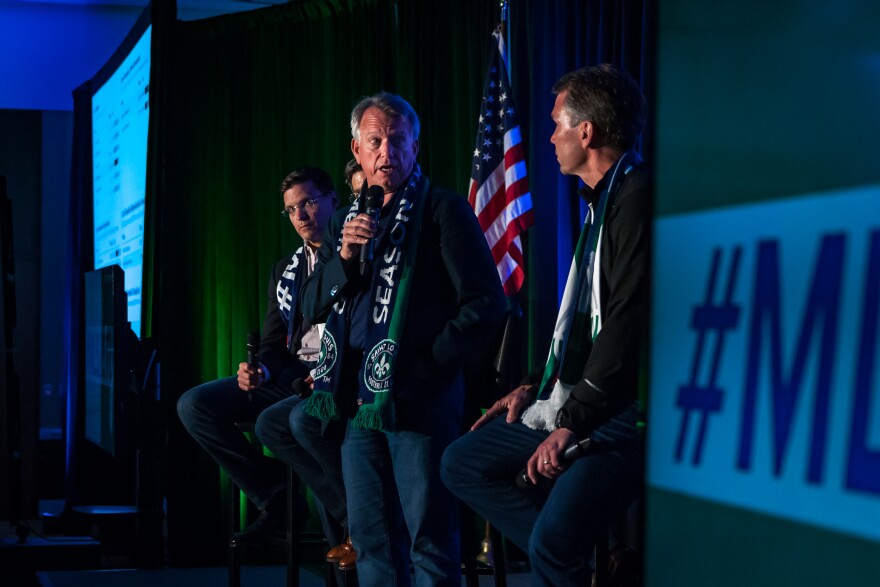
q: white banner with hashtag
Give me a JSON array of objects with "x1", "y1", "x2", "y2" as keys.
[{"x1": 648, "y1": 184, "x2": 880, "y2": 542}]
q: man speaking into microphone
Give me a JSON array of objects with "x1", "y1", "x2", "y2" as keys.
[
  {"x1": 298, "y1": 92, "x2": 506, "y2": 586},
  {"x1": 177, "y1": 167, "x2": 343, "y2": 550},
  {"x1": 358, "y1": 184, "x2": 383, "y2": 275}
]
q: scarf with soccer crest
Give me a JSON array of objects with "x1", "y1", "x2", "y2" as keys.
[{"x1": 303, "y1": 167, "x2": 428, "y2": 431}]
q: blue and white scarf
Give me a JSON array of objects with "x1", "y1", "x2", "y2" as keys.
[{"x1": 275, "y1": 247, "x2": 307, "y2": 351}]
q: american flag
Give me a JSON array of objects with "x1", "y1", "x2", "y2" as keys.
[{"x1": 468, "y1": 30, "x2": 533, "y2": 296}]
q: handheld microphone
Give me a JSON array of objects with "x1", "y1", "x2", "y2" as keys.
[
  {"x1": 359, "y1": 185, "x2": 384, "y2": 275},
  {"x1": 355, "y1": 179, "x2": 369, "y2": 206},
  {"x1": 246, "y1": 331, "x2": 260, "y2": 402},
  {"x1": 291, "y1": 375, "x2": 314, "y2": 398},
  {"x1": 562, "y1": 437, "x2": 591, "y2": 462},
  {"x1": 515, "y1": 437, "x2": 591, "y2": 490}
]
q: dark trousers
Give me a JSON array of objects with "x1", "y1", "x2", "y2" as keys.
[
  {"x1": 177, "y1": 375, "x2": 291, "y2": 509},
  {"x1": 341, "y1": 375, "x2": 465, "y2": 587},
  {"x1": 256, "y1": 396, "x2": 348, "y2": 547},
  {"x1": 441, "y1": 403, "x2": 644, "y2": 587}
]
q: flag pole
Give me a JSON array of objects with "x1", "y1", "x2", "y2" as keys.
[
  {"x1": 499, "y1": 1, "x2": 510, "y2": 78},
  {"x1": 469, "y1": 2, "x2": 533, "y2": 298}
]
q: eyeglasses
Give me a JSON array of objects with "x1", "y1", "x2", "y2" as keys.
[{"x1": 281, "y1": 193, "x2": 331, "y2": 217}]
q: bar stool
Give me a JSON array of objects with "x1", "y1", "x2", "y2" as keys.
[
  {"x1": 461, "y1": 521, "x2": 507, "y2": 587},
  {"x1": 227, "y1": 423, "x2": 352, "y2": 587},
  {"x1": 594, "y1": 531, "x2": 610, "y2": 587},
  {"x1": 228, "y1": 423, "x2": 302, "y2": 587}
]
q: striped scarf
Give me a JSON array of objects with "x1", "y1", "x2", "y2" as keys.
[
  {"x1": 275, "y1": 247, "x2": 307, "y2": 351},
  {"x1": 522, "y1": 151, "x2": 640, "y2": 431},
  {"x1": 303, "y1": 169, "x2": 428, "y2": 432}
]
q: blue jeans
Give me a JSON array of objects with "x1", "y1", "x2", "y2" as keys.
[
  {"x1": 177, "y1": 375, "x2": 291, "y2": 508},
  {"x1": 440, "y1": 402, "x2": 644, "y2": 587},
  {"x1": 256, "y1": 396, "x2": 348, "y2": 547},
  {"x1": 342, "y1": 378, "x2": 464, "y2": 587}
]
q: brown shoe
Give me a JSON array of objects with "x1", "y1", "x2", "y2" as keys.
[
  {"x1": 337, "y1": 548, "x2": 357, "y2": 571},
  {"x1": 326, "y1": 536, "x2": 353, "y2": 561}
]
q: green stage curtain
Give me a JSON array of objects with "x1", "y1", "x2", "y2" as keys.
[
  {"x1": 141, "y1": 0, "x2": 651, "y2": 564},
  {"x1": 150, "y1": 0, "x2": 497, "y2": 392},
  {"x1": 148, "y1": 0, "x2": 498, "y2": 563},
  {"x1": 148, "y1": 0, "x2": 652, "y2": 399}
]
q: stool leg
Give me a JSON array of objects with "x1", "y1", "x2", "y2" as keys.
[
  {"x1": 488, "y1": 525, "x2": 507, "y2": 587},
  {"x1": 229, "y1": 479, "x2": 242, "y2": 587},
  {"x1": 324, "y1": 560, "x2": 337, "y2": 587},
  {"x1": 286, "y1": 467, "x2": 300, "y2": 587},
  {"x1": 594, "y1": 531, "x2": 609, "y2": 587},
  {"x1": 463, "y1": 560, "x2": 479, "y2": 587}
]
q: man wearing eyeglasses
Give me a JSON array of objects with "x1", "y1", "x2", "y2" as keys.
[{"x1": 177, "y1": 167, "x2": 346, "y2": 553}]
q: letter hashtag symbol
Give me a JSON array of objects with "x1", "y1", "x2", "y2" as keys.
[{"x1": 674, "y1": 246, "x2": 742, "y2": 465}]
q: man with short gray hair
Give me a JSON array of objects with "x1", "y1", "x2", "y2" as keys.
[{"x1": 300, "y1": 92, "x2": 507, "y2": 586}]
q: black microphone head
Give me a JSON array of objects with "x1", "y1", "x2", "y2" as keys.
[
  {"x1": 364, "y1": 185, "x2": 384, "y2": 216},
  {"x1": 291, "y1": 378, "x2": 312, "y2": 398},
  {"x1": 246, "y1": 330, "x2": 260, "y2": 351},
  {"x1": 514, "y1": 468, "x2": 534, "y2": 490}
]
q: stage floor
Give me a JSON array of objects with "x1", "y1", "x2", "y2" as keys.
[{"x1": 36, "y1": 565, "x2": 525, "y2": 586}]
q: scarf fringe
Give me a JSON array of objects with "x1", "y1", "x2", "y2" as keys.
[
  {"x1": 352, "y1": 402, "x2": 391, "y2": 432},
  {"x1": 521, "y1": 380, "x2": 573, "y2": 431},
  {"x1": 302, "y1": 390, "x2": 340, "y2": 421}
]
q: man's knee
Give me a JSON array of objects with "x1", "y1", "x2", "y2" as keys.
[
  {"x1": 253, "y1": 409, "x2": 276, "y2": 446},
  {"x1": 176, "y1": 388, "x2": 198, "y2": 428},
  {"x1": 439, "y1": 437, "x2": 470, "y2": 490},
  {"x1": 288, "y1": 403, "x2": 317, "y2": 438}
]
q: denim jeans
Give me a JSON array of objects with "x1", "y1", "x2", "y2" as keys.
[
  {"x1": 440, "y1": 402, "x2": 644, "y2": 587},
  {"x1": 256, "y1": 396, "x2": 347, "y2": 544},
  {"x1": 342, "y1": 377, "x2": 464, "y2": 587},
  {"x1": 176, "y1": 375, "x2": 291, "y2": 508}
]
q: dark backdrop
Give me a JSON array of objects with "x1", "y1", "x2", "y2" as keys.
[{"x1": 132, "y1": 0, "x2": 651, "y2": 564}]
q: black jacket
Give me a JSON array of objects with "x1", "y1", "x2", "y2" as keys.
[
  {"x1": 300, "y1": 178, "x2": 507, "y2": 405},
  {"x1": 538, "y1": 163, "x2": 652, "y2": 438}
]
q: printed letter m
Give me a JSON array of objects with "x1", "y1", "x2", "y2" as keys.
[{"x1": 738, "y1": 234, "x2": 845, "y2": 484}]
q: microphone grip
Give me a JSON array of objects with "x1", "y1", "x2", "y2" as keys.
[
  {"x1": 359, "y1": 240, "x2": 375, "y2": 275},
  {"x1": 246, "y1": 331, "x2": 261, "y2": 402},
  {"x1": 359, "y1": 186, "x2": 384, "y2": 275},
  {"x1": 515, "y1": 437, "x2": 591, "y2": 490},
  {"x1": 562, "y1": 437, "x2": 591, "y2": 462}
]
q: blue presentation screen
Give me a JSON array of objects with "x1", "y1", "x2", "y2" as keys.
[
  {"x1": 646, "y1": 1, "x2": 880, "y2": 585},
  {"x1": 91, "y1": 24, "x2": 151, "y2": 338}
]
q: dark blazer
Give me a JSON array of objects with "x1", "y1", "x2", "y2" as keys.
[{"x1": 300, "y1": 177, "x2": 507, "y2": 414}]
